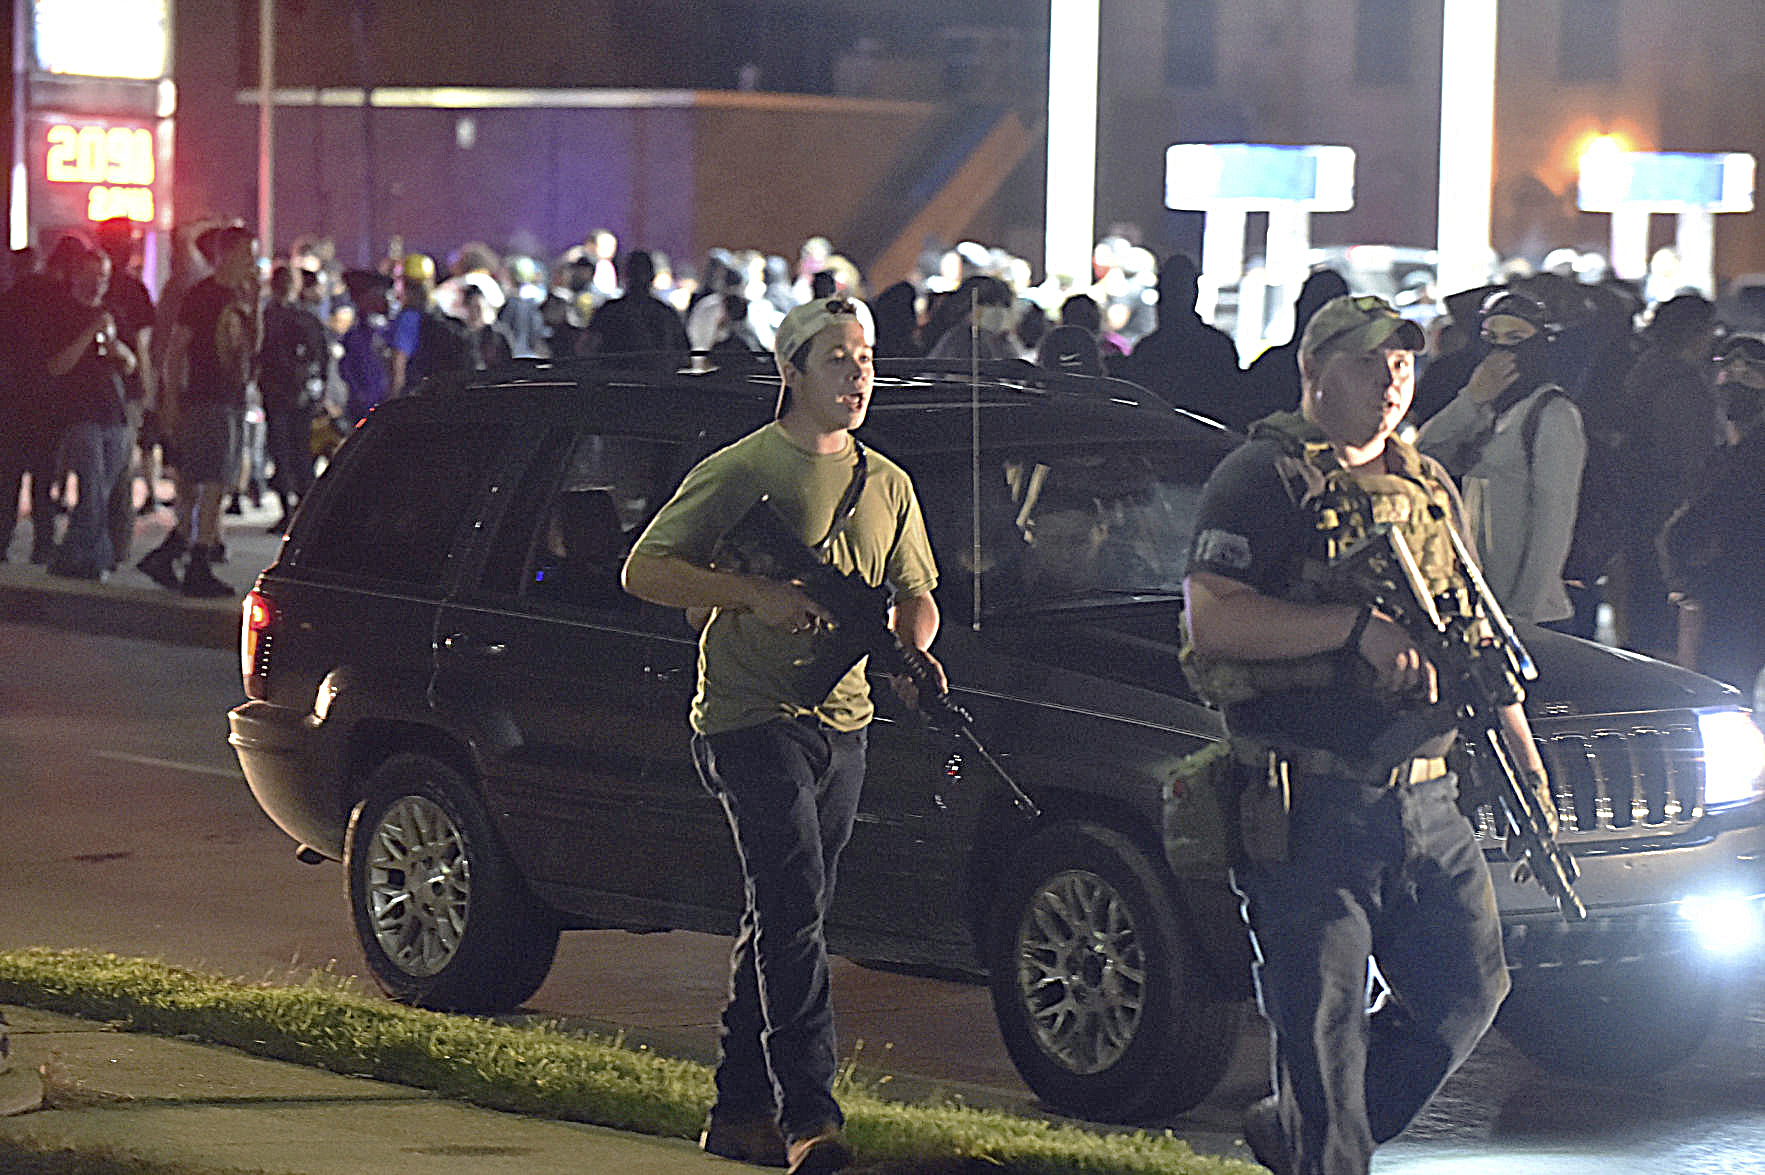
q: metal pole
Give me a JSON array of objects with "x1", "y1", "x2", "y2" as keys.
[
  {"x1": 1044, "y1": 0, "x2": 1099, "y2": 288},
  {"x1": 1436, "y1": 0, "x2": 1498, "y2": 297},
  {"x1": 257, "y1": 0, "x2": 274, "y2": 254}
]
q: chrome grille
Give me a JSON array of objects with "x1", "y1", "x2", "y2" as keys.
[{"x1": 1471, "y1": 718, "x2": 1705, "y2": 843}]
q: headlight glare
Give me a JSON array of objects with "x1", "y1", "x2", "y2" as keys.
[
  {"x1": 1679, "y1": 893, "x2": 1765, "y2": 955},
  {"x1": 1698, "y1": 709, "x2": 1765, "y2": 808}
]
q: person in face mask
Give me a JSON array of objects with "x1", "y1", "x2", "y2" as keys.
[
  {"x1": 925, "y1": 274, "x2": 1024, "y2": 361},
  {"x1": 1416, "y1": 291, "x2": 1588, "y2": 623},
  {"x1": 1658, "y1": 335, "x2": 1765, "y2": 689}
]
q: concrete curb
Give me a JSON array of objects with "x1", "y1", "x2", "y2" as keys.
[{"x1": 0, "y1": 503, "x2": 287, "y2": 651}]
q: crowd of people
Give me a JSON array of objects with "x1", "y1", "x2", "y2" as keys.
[{"x1": 2, "y1": 216, "x2": 1760, "y2": 696}]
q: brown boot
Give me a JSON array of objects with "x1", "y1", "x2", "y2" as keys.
[
  {"x1": 785, "y1": 1125, "x2": 852, "y2": 1175},
  {"x1": 700, "y1": 1111, "x2": 788, "y2": 1168}
]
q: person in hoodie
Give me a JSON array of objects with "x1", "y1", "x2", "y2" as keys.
[{"x1": 1417, "y1": 291, "x2": 1586, "y2": 624}]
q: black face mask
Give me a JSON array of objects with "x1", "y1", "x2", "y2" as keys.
[{"x1": 1486, "y1": 333, "x2": 1552, "y2": 390}]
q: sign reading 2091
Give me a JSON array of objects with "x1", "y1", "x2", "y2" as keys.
[{"x1": 37, "y1": 119, "x2": 159, "y2": 224}]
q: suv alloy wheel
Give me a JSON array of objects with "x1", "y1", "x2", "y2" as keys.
[
  {"x1": 987, "y1": 822, "x2": 1246, "y2": 1121},
  {"x1": 345, "y1": 752, "x2": 559, "y2": 1012}
]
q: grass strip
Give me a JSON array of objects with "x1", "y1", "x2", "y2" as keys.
[{"x1": 0, "y1": 948, "x2": 1255, "y2": 1175}]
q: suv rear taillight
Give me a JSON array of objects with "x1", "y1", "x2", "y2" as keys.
[{"x1": 242, "y1": 590, "x2": 279, "y2": 700}]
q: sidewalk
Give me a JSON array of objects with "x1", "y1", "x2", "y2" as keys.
[
  {"x1": 1, "y1": 1005, "x2": 745, "y2": 1175},
  {"x1": 0, "y1": 494, "x2": 286, "y2": 650}
]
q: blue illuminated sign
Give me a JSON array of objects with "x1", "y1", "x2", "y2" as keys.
[
  {"x1": 1579, "y1": 151, "x2": 1754, "y2": 213},
  {"x1": 1165, "y1": 143, "x2": 1356, "y2": 211}
]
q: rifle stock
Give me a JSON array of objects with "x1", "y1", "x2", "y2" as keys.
[
  {"x1": 1333, "y1": 524, "x2": 1587, "y2": 921},
  {"x1": 713, "y1": 496, "x2": 1041, "y2": 819}
]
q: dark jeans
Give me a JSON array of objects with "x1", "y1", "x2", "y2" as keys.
[
  {"x1": 0, "y1": 423, "x2": 60, "y2": 558},
  {"x1": 264, "y1": 403, "x2": 315, "y2": 502},
  {"x1": 692, "y1": 716, "x2": 867, "y2": 1142},
  {"x1": 51, "y1": 422, "x2": 131, "y2": 576},
  {"x1": 1232, "y1": 771, "x2": 1509, "y2": 1175}
]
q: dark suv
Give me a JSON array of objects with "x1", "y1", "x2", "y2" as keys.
[{"x1": 230, "y1": 355, "x2": 1765, "y2": 1122}]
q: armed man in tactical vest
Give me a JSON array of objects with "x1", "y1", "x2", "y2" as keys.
[{"x1": 1182, "y1": 294, "x2": 1558, "y2": 1175}]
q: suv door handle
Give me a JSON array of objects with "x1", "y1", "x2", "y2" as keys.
[
  {"x1": 644, "y1": 664, "x2": 686, "y2": 682},
  {"x1": 441, "y1": 633, "x2": 507, "y2": 658}
]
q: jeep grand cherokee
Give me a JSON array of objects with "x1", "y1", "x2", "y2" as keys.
[{"x1": 229, "y1": 355, "x2": 1765, "y2": 1121}]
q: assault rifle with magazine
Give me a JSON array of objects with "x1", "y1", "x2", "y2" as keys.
[
  {"x1": 711, "y1": 495, "x2": 1041, "y2": 819},
  {"x1": 1331, "y1": 521, "x2": 1587, "y2": 921}
]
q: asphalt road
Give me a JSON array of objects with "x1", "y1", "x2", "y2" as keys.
[{"x1": 2, "y1": 622, "x2": 1763, "y2": 1173}]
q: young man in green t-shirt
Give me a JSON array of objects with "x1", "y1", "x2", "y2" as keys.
[{"x1": 623, "y1": 297, "x2": 941, "y2": 1175}]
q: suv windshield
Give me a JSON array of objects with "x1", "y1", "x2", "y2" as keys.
[{"x1": 915, "y1": 442, "x2": 1206, "y2": 617}]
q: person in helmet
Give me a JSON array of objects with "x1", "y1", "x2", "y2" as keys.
[
  {"x1": 1417, "y1": 290, "x2": 1587, "y2": 624},
  {"x1": 389, "y1": 252, "x2": 473, "y2": 395}
]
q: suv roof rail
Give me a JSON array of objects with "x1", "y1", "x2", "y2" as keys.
[{"x1": 415, "y1": 351, "x2": 1177, "y2": 413}]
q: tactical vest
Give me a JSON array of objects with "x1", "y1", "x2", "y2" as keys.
[{"x1": 1182, "y1": 411, "x2": 1471, "y2": 708}]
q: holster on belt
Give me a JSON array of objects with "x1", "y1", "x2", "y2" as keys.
[{"x1": 1237, "y1": 746, "x2": 1291, "y2": 865}]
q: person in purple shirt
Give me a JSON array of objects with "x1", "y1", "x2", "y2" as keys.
[{"x1": 339, "y1": 269, "x2": 395, "y2": 423}]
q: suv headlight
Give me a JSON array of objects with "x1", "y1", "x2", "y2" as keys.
[{"x1": 1698, "y1": 709, "x2": 1765, "y2": 808}]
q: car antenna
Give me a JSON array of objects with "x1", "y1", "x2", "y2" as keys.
[{"x1": 969, "y1": 282, "x2": 983, "y2": 633}]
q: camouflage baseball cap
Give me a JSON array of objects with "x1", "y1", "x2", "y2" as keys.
[
  {"x1": 1299, "y1": 294, "x2": 1426, "y2": 361},
  {"x1": 774, "y1": 296, "x2": 874, "y2": 370}
]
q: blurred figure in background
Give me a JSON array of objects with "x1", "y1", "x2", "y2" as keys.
[
  {"x1": 43, "y1": 242, "x2": 135, "y2": 581},
  {"x1": 138, "y1": 224, "x2": 260, "y2": 598},
  {"x1": 583, "y1": 250, "x2": 689, "y2": 356},
  {"x1": 1418, "y1": 292, "x2": 1586, "y2": 625},
  {"x1": 93, "y1": 218, "x2": 155, "y2": 566},
  {"x1": 338, "y1": 269, "x2": 395, "y2": 424},
  {"x1": 1658, "y1": 335, "x2": 1765, "y2": 690},
  {"x1": 1611, "y1": 294, "x2": 1719, "y2": 656},
  {"x1": 1240, "y1": 268, "x2": 1349, "y2": 424},
  {"x1": 259, "y1": 264, "x2": 330, "y2": 531},
  {"x1": 926, "y1": 274, "x2": 1020, "y2": 360},
  {"x1": 1115, "y1": 253, "x2": 1242, "y2": 426},
  {"x1": 0, "y1": 237, "x2": 75, "y2": 563}
]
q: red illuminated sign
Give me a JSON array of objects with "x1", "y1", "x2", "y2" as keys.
[{"x1": 34, "y1": 118, "x2": 159, "y2": 224}]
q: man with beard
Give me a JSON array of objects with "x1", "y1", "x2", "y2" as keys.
[
  {"x1": 1418, "y1": 292, "x2": 1587, "y2": 625},
  {"x1": 1183, "y1": 294, "x2": 1552, "y2": 1175}
]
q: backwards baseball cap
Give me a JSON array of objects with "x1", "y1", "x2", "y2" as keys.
[
  {"x1": 1299, "y1": 294, "x2": 1425, "y2": 361},
  {"x1": 774, "y1": 296, "x2": 875, "y2": 372}
]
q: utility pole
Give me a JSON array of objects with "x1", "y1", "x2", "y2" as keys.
[
  {"x1": 257, "y1": 0, "x2": 274, "y2": 255},
  {"x1": 1436, "y1": 0, "x2": 1499, "y2": 297},
  {"x1": 1044, "y1": 0, "x2": 1099, "y2": 289}
]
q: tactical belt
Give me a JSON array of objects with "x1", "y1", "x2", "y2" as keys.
[{"x1": 1229, "y1": 738, "x2": 1448, "y2": 789}]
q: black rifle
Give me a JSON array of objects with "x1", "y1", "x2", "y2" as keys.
[
  {"x1": 1332, "y1": 522, "x2": 1587, "y2": 921},
  {"x1": 712, "y1": 496, "x2": 1041, "y2": 819}
]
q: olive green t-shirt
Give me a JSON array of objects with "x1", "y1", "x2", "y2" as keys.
[{"x1": 630, "y1": 423, "x2": 939, "y2": 735}]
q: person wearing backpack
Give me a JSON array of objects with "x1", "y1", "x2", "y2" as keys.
[{"x1": 1417, "y1": 291, "x2": 1586, "y2": 625}]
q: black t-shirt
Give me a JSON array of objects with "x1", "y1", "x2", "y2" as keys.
[
  {"x1": 1188, "y1": 437, "x2": 1457, "y2": 759},
  {"x1": 180, "y1": 276, "x2": 252, "y2": 407},
  {"x1": 44, "y1": 292, "x2": 127, "y2": 428},
  {"x1": 105, "y1": 270, "x2": 155, "y2": 402},
  {"x1": 259, "y1": 301, "x2": 330, "y2": 410}
]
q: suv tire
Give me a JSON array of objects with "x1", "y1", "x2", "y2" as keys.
[
  {"x1": 1495, "y1": 959, "x2": 1723, "y2": 1079},
  {"x1": 345, "y1": 752, "x2": 560, "y2": 1012},
  {"x1": 986, "y1": 821, "x2": 1244, "y2": 1121}
]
